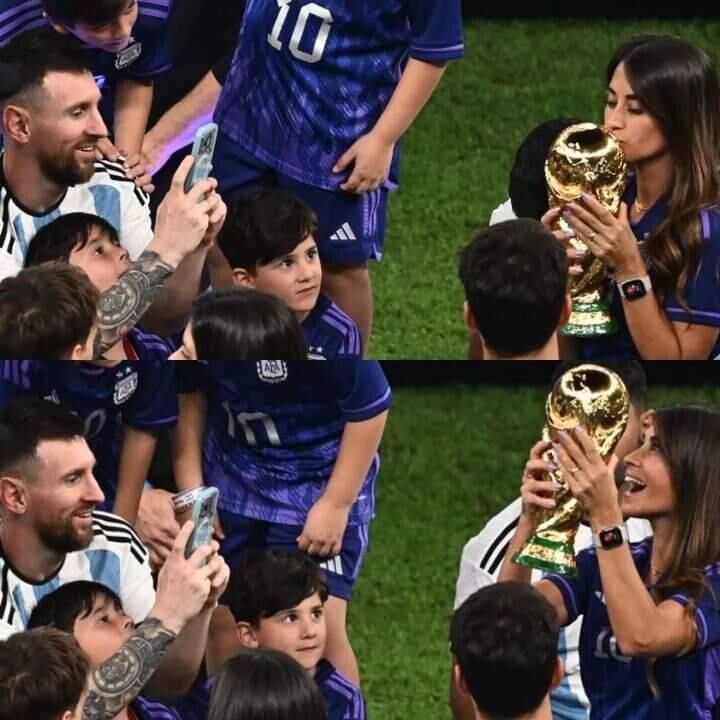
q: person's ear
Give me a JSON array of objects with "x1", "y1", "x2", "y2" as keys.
[
  {"x1": 463, "y1": 301, "x2": 478, "y2": 333},
  {"x1": 549, "y1": 657, "x2": 564, "y2": 690},
  {"x1": 640, "y1": 409, "x2": 656, "y2": 431},
  {"x1": 44, "y1": 15, "x2": 70, "y2": 35},
  {"x1": 0, "y1": 475, "x2": 29, "y2": 515},
  {"x1": 559, "y1": 292, "x2": 572, "y2": 327},
  {"x1": 232, "y1": 268, "x2": 255, "y2": 288},
  {"x1": 452, "y1": 659, "x2": 471, "y2": 697},
  {"x1": 3, "y1": 104, "x2": 32, "y2": 144},
  {"x1": 235, "y1": 622, "x2": 260, "y2": 649}
]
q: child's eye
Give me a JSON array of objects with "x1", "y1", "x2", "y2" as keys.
[
  {"x1": 283, "y1": 613, "x2": 298, "y2": 623},
  {"x1": 605, "y1": 98, "x2": 617, "y2": 109},
  {"x1": 99, "y1": 615, "x2": 110, "y2": 624},
  {"x1": 311, "y1": 609, "x2": 323, "y2": 620},
  {"x1": 307, "y1": 249, "x2": 318, "y2": 260},
  {"x1": 628, "y1": 106, "x2": 645, "y2": 115},
  {"x1": 280, "y1": 258, "x2": 293, "y2": 268}
]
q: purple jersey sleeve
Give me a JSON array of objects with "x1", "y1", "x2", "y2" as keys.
[
  {"x1": 408, "y1": 0, "x2": 464, "y2": 62},
  {"x1": 672, "y1": 570, "x2": 720, "y2": 650},
  {"x1": 122, "y1": 364, "x2": 178, "y2": 431},
  {"x1": 332, "y1": 361, "x2": 392, "y2": 422},
  {"x1": 544, "y1": 547, "x2": 595, "y2": 625}
]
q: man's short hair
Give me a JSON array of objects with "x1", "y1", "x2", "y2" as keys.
[
  {"x1": 42, "y1": 0, "x2": 130, "y2": 27},
  {"x1": 509, "y1": 117, "x2": 582, "y2": 220},
  {"x1": 229, "y1": 549, "x2": 329, "y2": 627},
  {"x1": 0, "y1": 28, "x2": 90, "y2": 106},
  {"x1": 0, "y1": 396, "x2": 86, "y2": 478},
  {"x1": 25, "y1": 213, "x2": 121, "y2": 267},
  {"x1": 458, "y1": 218, "x2": 568, "y2": 357},
  {"x1": 0, "y1": 262, "x2": 98, "y2": 359},
  {"x1": 0, "y1": 626, "x2": 88, "y2": 720},
  {"x1": 450, "y1": 582, "x2": 559, "y2": 720},
  {"x1": 28, "y1": 581, "x2": 124, "y2": 634},
  {"x1": 551, "y1": 360, "x2": 648, "y2": 411},
  {"x1": 218, "y1": 189, "x2": 320, "y2": 273}
]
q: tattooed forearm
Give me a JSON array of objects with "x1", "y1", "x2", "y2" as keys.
[
  {"x1": 81, "y1": 617, "x2": 177, "y2": 720},
  {"x1": 93, "y1": 250, "x2": 175, "y2": 358}
]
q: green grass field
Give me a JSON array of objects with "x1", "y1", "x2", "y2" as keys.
[
  {"x1": 369, "y1": 18, "x2": 720, "y2": 358},
  {"x1": 349, "y1": 380, "x2": 720, "y2": 719}
]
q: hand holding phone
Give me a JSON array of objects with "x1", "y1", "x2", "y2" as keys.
[
  {"x1": 184, "y1": 486, "x2": 219, "y2": 561},
  {"x1": 184, "y1": 122, "x2": 219, "y2": 195}
]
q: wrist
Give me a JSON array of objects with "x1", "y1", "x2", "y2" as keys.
[
  {"x1": 589, "y1": 506, "x2": 624, "y2": 533},
  {"x1": 614, "y1": 258, "x2": 647, "y2": 282},
  {"x1": 319, "y1": 488, "x2": 354, "y2": 510},
  {"x1": 145, "y1": 609, "x2": 183, "y2": 636},
  {"x1": 148, "y1": 233, "x2": 183, "y2": 269}
]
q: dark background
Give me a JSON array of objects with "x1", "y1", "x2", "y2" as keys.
[{"x1": 461, "y1": 1, "x2": 718, "y2": 18}]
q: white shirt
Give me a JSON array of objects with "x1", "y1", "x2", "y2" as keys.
[{"x1": 0, "y1": 511, "x2": 155, "y2": 640}]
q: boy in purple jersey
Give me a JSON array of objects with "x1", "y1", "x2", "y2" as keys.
[
  {"x1": 0, "y1": 358, "x2": 177, "y2": 525},
  {"x1": 229, "y1": 550, "x2": 366, "y2": 720},
  {"x1": 212, "y1": 0, "x2": 464, "y2": 351},
  {"x1": 28, "y1": 581, "x2": 183, "y2": 720},
  {"x1": 500, "y1": 405, "x2": 720, "y2": 719},
  {"x1": 0, "y1": 0, "x2": 173, "y2": 163},
  {"x1": 217, "y1": 189, "x2": 362, "y2": 359},
  {"x1": 173, "y1": 360, "x2": 391, "y2": 684}
]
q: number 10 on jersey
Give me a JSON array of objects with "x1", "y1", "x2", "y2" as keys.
[{"x1": 267, "y1": 0, "x2": 333, "y2": 64}]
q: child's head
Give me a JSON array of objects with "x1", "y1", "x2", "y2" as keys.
[
  {"x1": 218, "y1": 190, "x2": 321, "y2": 320},
  {"x1": 208, "y1": 649, "x2": 328, "y2": 720},
  {"x1": 42, "y1": 0, "x2": 140, "y2": 54},
  {"x1": 28, "y1": 580, "x2": 134, "y2": 670},
  {"x1": 458, "y1": 218, "x2": 570, "y2": 359},
  {"x1": 0, "y1": 262, "x2": 98, "y2": 359},
  {"x1": 0, "y1": 626, "x2": 89, "y2": 720},
  {"x1": 170, "y1": 288, "x2": 307, "y2": 360},
  {"x1": 25, "y1": 213, "x2": 129, "y2": 293},
  {"x1": 228, "y1": 549, "x2": 329, "y2": 673}
]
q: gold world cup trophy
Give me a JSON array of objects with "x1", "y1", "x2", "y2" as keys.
[
  {"x1": 545, "y1": 122, "x2": 628, "y2": 336},
  {"x1": 513, "y1": 364, "x2": 630, "y2": 577}
]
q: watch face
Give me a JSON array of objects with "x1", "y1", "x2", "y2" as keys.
[
  {"x1": 622, "y1": 279, "x2": 646, "y2": 300},
  {"x1": 599, "y1": 527, "x2": 624, "y2": 548}
]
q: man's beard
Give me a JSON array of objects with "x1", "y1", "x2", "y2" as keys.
[
  {"x1": 36, "y1": 512, "x2": 93, "y2": 554},
  {"x1": 38, "y1": 144, "x2": 96, "y2": 187}
]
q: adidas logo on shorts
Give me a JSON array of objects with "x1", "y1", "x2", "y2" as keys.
[{"x1": 330, "y1": 223, "x2": 357, "y2": 241}]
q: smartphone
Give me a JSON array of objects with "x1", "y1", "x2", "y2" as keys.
[
  {"x1": 184, "y1": 486, "x2": 219, "y2": 560},
  {"x1": 183, "y1": 122, "x2": 218, "y2": 194}
]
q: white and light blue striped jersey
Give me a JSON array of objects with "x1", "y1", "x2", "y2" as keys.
[
  {"x1": 0, "y1": 510, "x2": 155, "y2": 640},
  {"x1": 453, "y1": 498, "x2": 652, "y2": 718},
  {"x1": 0, "y1": 158, "x2": 152, "y2": 280}
]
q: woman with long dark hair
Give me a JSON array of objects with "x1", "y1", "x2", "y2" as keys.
[
  {"x1": 500, "y1": 404, "x2": 720, "y2": 718},
  {"x1": 547, "y1": 35, "x2": 720, "y2": 359}
]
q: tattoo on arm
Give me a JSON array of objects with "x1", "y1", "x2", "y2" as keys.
[
  {"x1": 81, "y1": 617, "x2": 177, "y2": 720},
  {"x1": 93, "y1": 251, "x2": 175, "y2": 358}
]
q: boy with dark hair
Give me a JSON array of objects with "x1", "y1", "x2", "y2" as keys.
[
  {"x1": 218, "y1": 189, "x2": 362, "y2": 359},
  {"x1": 0, "y1": 626, "x2": 89, "y2": 720},
  {"x1": 450, "y1": 582, "x2": 563, "y2": 720},
  {"x1": 0, "y1": 262, "x2": 98, "y2": 359},
  {"x1": 229, "y1": 549, "x2": 366, "y2": 720},
  {"x1": 28, "y1": 581, "x2": 182, "y2": 720},
  {"x1": 0, "y1": 0, "x2": 173, "y2": 159},
  {"x1": 458, "y1": 218, "x2": 571, "y2": 360}
]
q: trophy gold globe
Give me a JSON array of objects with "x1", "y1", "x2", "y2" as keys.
[
  {"x1": 513, "y1": 364, "x2": 630, "y2": 576},
  {"x1": 545, "y1": 122, "x2": 628, "y2": 336}
]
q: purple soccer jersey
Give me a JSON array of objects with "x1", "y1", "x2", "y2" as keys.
[
  {"x1": 315, "y1": 658, "x2": 367, "y2": 720},
  {"x1": 0, "y1": 339, "x2": 177, "y2": 508},
  {"x1": 545, "y1": 539, "x2": 720, "y2": 719},
  {"x1": 214, "y1": 0, "x2": 464, "y2": 191},
  {"x1": 303, "y1": 293, "x2": 362, "y2": 359},
  {"x1": 177, "y1": 361, "x2": 392, "y2": 526}
]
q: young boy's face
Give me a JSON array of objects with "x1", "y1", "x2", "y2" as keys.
[
  {"x1": 237, "y1": 592, "x2": 327, "y2": 674},
  {"x1": 69, "y1": 226, "x2": 130, "y2": 293},
  {"x1": 236, "y1": 236, "x2": 321, "y2": 320},
  {"x1": 50, "y1": 0, "x2": 140, "y2": 53},
  {"x1": 72, "y1": 593, "x2": 134, "y2": 668}
]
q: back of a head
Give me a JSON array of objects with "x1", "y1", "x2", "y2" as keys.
[
  {"x1": 0, "y1": 626, "x2": 88, "y2": 720},
  {"x1": 458, "y1": 218, "x2": 568, "y2": 357},
  {"x1": 41, "y1": 0, "x2": 130, "y2": 26},
  {"x1": 229, "y1": 549, "x2": 329, "y2": 626},
  {"x1": 218, "y1": 189, "x2": 319, "y2": 271},
  {"x1": 450, "y1": 582, "x2": 559, "y2": 720},
  {"x1": 0, "y1": 396, "x2": 86, "y2": 477},
  {"x1": 0, "y1": 263, "x2": 98, "y2": 359},
  {"x1": 191, "y1": 288, "x2": 307, "y2": 359},
  {"x1": 509, "y1": 117, "x2": 583, "y2": 220},
  {"x1": 0, "y1": 28, "x2": 90, "y2": 108},
  {"x1": 208, "y1": 649, "x2": 327, "y2": 720}
]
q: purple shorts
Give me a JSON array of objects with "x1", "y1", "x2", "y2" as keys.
[{"x1": 213, "y1": 131, "x2": 389, "y2": 265}]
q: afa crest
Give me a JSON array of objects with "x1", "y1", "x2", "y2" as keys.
[
  {"x1": 256, "y1": 361, "x2": 288, "y2": 383},
  {"x1": 113, "y1": 367, "x2": 138, "y2": 404},
  {"x1": 115, "y1": 41, "x2": 142, "y2": 70}
]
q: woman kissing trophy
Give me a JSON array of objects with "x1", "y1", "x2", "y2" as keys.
[
  {"x1": 513, "y1": 364, "x2": 629, "y2": 576},
  {"x1": 546, "y1": 122, "x2": 628, "y2": 336}
]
